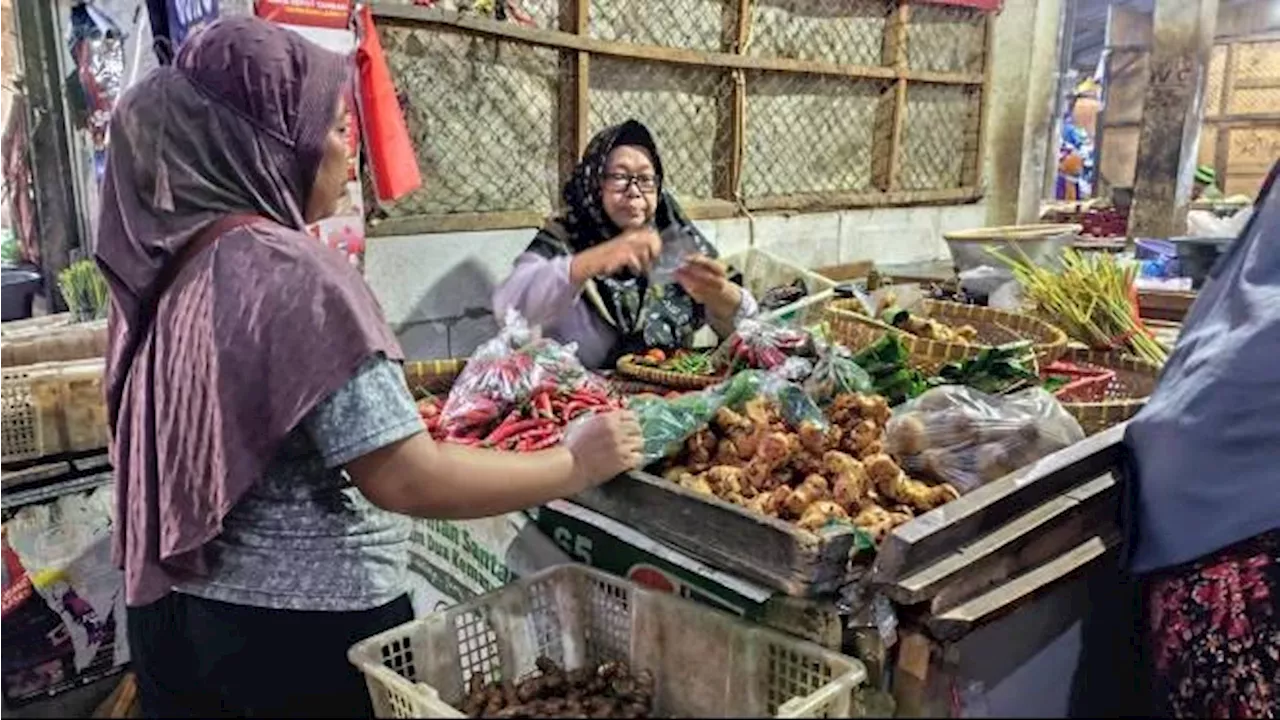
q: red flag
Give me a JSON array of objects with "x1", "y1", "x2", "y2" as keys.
[{"x1": 355, "y1": 5, "x2": 422, "y2": 202}]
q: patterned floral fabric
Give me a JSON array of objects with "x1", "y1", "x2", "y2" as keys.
[{"x1": 1146, "y1": 530, "x2": 1280, "y2": 718}]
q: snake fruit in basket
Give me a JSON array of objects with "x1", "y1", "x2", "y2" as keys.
[{"x1": 462, "y1": 656, "x2": 655, "y2": 719}]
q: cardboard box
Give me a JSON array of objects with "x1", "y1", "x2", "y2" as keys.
[{"x1": 532, "y1": 501, "x2": 844, "y2": 649}]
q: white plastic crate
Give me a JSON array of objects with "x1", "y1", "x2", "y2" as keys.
[
  {"x1": 349, "y1": 565, "x2": 866, "y2": 718},
  {"x1": 724, "y1": 249, "x2": 837, "y2": 328}
]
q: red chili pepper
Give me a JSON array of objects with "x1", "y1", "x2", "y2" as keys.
[
  {"x1": 485, "y1": 418, "x2": 546, "y2": 445},
  {"x1": 522, "y1": 433, "x2": 562, "y2": 452}
]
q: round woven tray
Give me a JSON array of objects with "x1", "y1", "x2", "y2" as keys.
[
  {"x1": 823, "y1": 298, "x2": 1069, "y2": 375},
  {"x1": 404, "y1": 358, "x2": 468, "y2": 397},
  {"x1": 1055, "y1": 347, "x2": 1161, "y2": 436},
  {"x1": 614, "y1": 354, "x2": 726, "y2": 391}
]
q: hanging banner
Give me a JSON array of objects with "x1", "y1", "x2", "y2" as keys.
[
  {"x1": 167, "y1": 0, "x2": 220, "y2": 46},
  {"x1": 255, "y1": 0, "x2": 366, "y2": 271}
]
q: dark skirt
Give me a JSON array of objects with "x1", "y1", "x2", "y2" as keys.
[
  {"x1": 1145, "y1": 530, "x2": 1280, "y2": 719},
  {"x1": 127, "y1": 592, "x2": 414, "y2": 719}
]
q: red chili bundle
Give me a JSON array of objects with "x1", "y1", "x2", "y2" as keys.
[
  {"x1": 719, "y1": 319, "x2": 815, "y2": 373},
  {"x1": 424, "y1": 385, "x2": 621, "y2": 452}
]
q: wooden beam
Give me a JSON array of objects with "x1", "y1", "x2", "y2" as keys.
[
  {"x1": 573, "y1": 0, "x2": 590, "y2": 157},
  {"x1": 722, "y1": 0, "x2": 753, "y2": 201},
  {"x1": 872, "y1": 1, "x2": 910, "y2": 192},
  {"x1": 1214, "y1": 42, "x2": 1235, "y2": 188},
  {"x1": 745, "y1": 186, "x2": 982, "y2": 213},
  {"x1": 366, "y1": 210, "x2": 550, "y2": 236},
  {"x1": 1106, "y1": 111, "x2": 1280, "y2": 128},
  {"x1": 966, "y1": 14, "x2": 995, "y2": 188},
  {"x1": 370, "y1": 3, "x2": 983, "y2": 86}
]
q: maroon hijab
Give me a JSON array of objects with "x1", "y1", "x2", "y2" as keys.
[{"x1": 95, "y1": 17, "x2": 403, "y2": 606}]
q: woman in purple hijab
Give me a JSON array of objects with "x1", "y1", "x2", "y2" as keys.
[{"x1": 96, "y1": 17, "x2": 641, "y2": 718}]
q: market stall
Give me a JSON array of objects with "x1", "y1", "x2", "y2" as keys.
[{"x1": 1, "y1": 255, "x2": 121, "y2": 712}]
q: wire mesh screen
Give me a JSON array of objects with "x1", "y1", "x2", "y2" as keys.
[
  {"x1": 746, "y1": 0, "x2": 892, "y2": 67},
  {"x1": 377, "y1": 25, "x2": 564, "y2": 217},
  {"x1": 1226, "y1": 40, "x2": 1280, "y2": 116},
  {"x1": 899, "y1": 84, "x2": 981, "y2": 191},
  {"x1": 905, "y1": 3, "x2": 987, "y2": 75},
  {"x1": 742, "y1": 72, "x2": 886, "y2": 198},
  {"x1": 589, "y1": 0, "x2": 729, "y2": 52},
  {"x1": 588, "y1": 57, "x2": 733, "y2": 201},
  {"x1": 373, "y1": 0, "x2": 991, "y2": 227}
]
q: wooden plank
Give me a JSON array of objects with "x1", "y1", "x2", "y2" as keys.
[
  {"x1": 1, "y1": 460, "x2": 73, "y2": 489},
  {"x1": 871, "y1": 422, "x2": 1126, "y2": 584},
  {"x1": 745, "y1": 186, "x2": 982, "y2": 213},
  {"x1": 872, "y1": 2, "x2": 909, "y2": 192},
  {"x1": 723, "y1": 0, "x2": 753, "y2": 200},
  {"x1": 1138, "y1": 289, "x2": 1196, "y2": 323},
  {"x1": 880, "y1": 474, "x2": 1118, "y2": 610},
  {"x1": 573, "y1": 469, "x2": 856, "y2": 597},
  {"x1": 573, "y1": 0, "x2": 590, "y2": 157},
  {"x1": 370, "y1": 3, "x2": 983, "y2": 86},
  {"x1": 966, "y1": 14, "x2": 995, "y2": 188},
  {"x1": 366, "y1": 210, "x2": 550, "y2": 236},
  {"x1": 925, "y1": 533, "x2": 1118, "y2": 642}
]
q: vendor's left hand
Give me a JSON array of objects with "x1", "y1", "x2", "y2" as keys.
[{"x1": 674, "y1": 254, "x2": 742, "y2": 317}]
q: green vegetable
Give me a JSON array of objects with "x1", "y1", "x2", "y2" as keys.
[
  {"x1": 851, "y1": 335, "x2": 929, "y2": 405},
  {"x1": 930, "y1": 342, "x2": 1039, "y2": 395},
  {"x1": 57, "y1": 260, "x2": 110, "y2": 322}
]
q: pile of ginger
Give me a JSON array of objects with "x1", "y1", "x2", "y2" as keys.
[{"x1": 660, "y1": 393, "x2": 959, "y2": 542}]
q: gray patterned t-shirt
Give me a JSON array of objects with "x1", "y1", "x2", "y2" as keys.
[{"x1": 175, "y1": 355, "x2": 422, "y2": 611}]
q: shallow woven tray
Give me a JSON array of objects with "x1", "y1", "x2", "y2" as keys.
[
  {"x1": 1055, "y1": 347, "x2": 1161, "y2": 435},
  {"x1": 403, "y1": 358, "x2": 467, "y2": 397},
  {"x1": 614, "y1": 354, "x2": 726, "y2": 391},
  {"x1": 824, "y1": 298, "x2": 1069, "y2": 375}
]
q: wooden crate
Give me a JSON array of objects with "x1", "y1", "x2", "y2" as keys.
[{"x1": 573, "y1": 469, "x2": 857, "y2": 597}]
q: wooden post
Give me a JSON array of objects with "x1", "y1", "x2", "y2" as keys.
[
  {"x1": 1212, "y1": 42, "x2": 1235, "y2": 190},
  {"x1": 1128, "y1": 0, "x2": 1219, "y2": 239},
  {"x1": 14, "y1": 0, "x2": 82, "y2": 312},
  {"x1": 558, "y1": 0, "x2": 592, "y2": 186},
  {"x1": 872, "y1": 1, "x2": 910, "y2": 193},
  {"x1": 719, "y1": 0, "x2": 752, "y2": 201}
]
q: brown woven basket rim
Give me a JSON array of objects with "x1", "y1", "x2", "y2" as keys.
[
  {"x1": 825, "y1": 297, "x2": 1069, "y2": 353},
  {"x1": 615, "y1": 354, "x2": 726, "y2": 390}
]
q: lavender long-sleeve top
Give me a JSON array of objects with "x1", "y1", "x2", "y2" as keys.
[{"x1": 493, "y1": 252, "x2": 759, "y2": 369}]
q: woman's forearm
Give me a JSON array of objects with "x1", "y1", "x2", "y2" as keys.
[
  {"x1": 493, "y1": 253, "x2": 582, "y2": 328},
  {"x1": 707, "y1": 285, "x2": 758, "y2": 337},
  {"x1": 347, "y1": 433, "x2": 588, "y2": 519}
]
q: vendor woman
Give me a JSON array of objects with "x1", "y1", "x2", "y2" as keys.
[
  {"x1": 494, "y1": 119, "x2": 758, "y2": 369},
  {"x1": 96, "y1": 18, "x2": 640, "y2": 718}
]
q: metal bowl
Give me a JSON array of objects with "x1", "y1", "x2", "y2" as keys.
[{"x1": 943, "y1": 223, "x2": 1081, "y2": 273}]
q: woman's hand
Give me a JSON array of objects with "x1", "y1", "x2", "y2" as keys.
[
  {"x1": 563, "y1": 410, "x2": 644, "y2": 489},
  {"x1": 570, "y1": 228, "x2": 662, "y2": 283},
  {"x1": 675, "y1": 254, "x2": 742, "y2": 320}
]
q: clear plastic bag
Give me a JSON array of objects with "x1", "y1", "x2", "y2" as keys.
[
  {"x1": 885, "y1": 385, "x2": 1084, "y2": 493},
  {"x1": 649, "y1": 225, "x2": 701, "y2": 286},
  {"x1": 803, "y1": 341, "x2": 874, "y2": 405},
  {"x1": 439, "y1": 309, "x2": 604, "y2": 438},
  {"x1": 630, "y1": 370, "x2": 763, "y2": 464},
  {"x1": 716, "y1": 318, "x2": 815, "y2": 373}
]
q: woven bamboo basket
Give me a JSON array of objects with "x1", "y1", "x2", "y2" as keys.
[
  {"x1": 614, "y1": 354, "x2": 726, "y2": 391},
  {"x1": 823, "y1": 298, "x2": 1069, "y2": 375},
  {"x1": 1055, "y1": 347, "x2": 1161, "y2": 436},
  {"x1": 2, "y1": 359, "x2": 109, "y2": 464},
  {"x1": 0, "y1": 319, "x2": 108, "y2": 367},
  {"x1": 403, "y1": 358, "x2": 468, "y2": 398}
]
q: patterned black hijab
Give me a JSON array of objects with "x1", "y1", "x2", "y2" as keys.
[{"x1": 527, "y1": 119, "x2": 718, "y2": 363}]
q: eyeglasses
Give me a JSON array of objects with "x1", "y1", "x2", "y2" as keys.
[{"x1": 602, "y1": 172, "x2": 658, "y2": 193}]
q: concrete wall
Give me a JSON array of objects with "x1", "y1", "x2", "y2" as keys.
[{"x1": 365, "y1": 202, "x2": 986, "y2": 359}]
